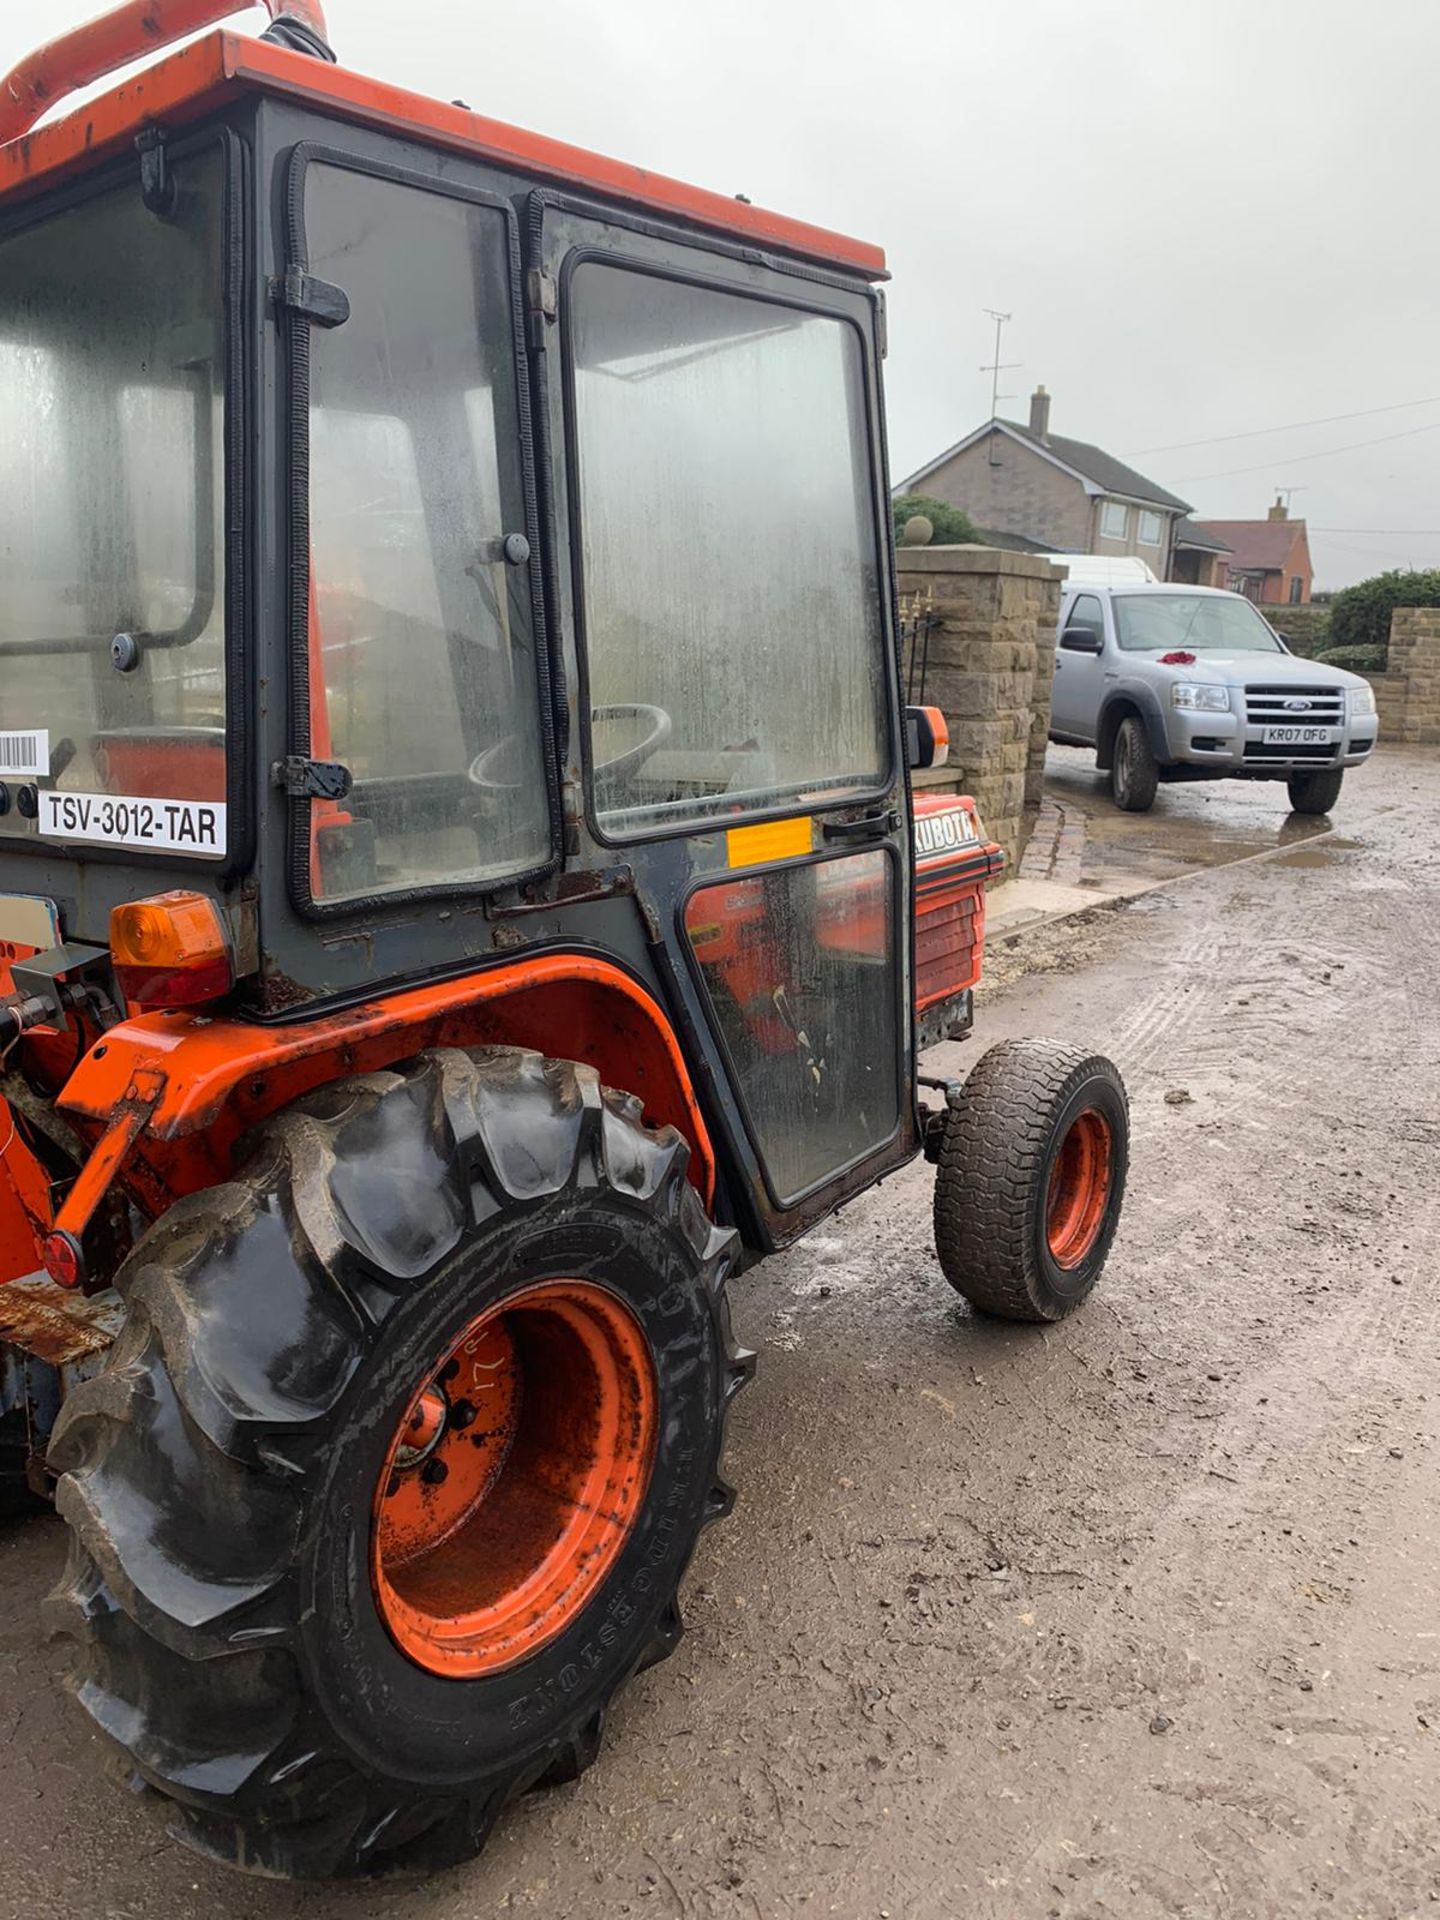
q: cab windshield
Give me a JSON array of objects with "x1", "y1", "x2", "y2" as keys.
[
  {"x1": 1112, "y1": 592, "x2": 1284, "y2": 654},
  {"x1": 0, "y1": 147, "x2": 227, "y2": 848}
]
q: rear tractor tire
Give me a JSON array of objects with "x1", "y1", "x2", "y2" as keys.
[
  {"x1": 934, "y1": 1039, "x2": 1128, "y2": 1322},
  {"x1": 1286, "y1": 767, "x2": 1343, "y2": 816},
  {"x1": 1109, "y1": 715, "x2": 1159, "y2": 812},
  {"x1": 45, "y1": 1047, "x2": 752, "y2": 1880}
]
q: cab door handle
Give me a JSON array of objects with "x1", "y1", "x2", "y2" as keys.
[{"x1": 822, "y1": 809, "x2": 901, "y2": 843}]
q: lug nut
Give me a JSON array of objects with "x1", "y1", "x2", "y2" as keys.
[
  {"x1": 420, "y1": 1457, "x2": 449, "y2": 1486},
  {"x1": 449, "y1": 1398, "x2": 477, "y2": 1431}
]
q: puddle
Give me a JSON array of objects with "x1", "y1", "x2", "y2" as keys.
[
  {"x1": 1272, "y1": 837, "x2": 1361, "y2": 870},
  {"x1": 1039, "y1": 747, "x2": 1365, "y2": 892}
]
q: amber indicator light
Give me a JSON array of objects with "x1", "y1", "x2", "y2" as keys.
[{"x1": 109, "y1": 890, "x2": 233, "y2": 1009}]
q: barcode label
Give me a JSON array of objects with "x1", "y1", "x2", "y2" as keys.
[{"x1": 0, "y1": 731, "x2": 48, "y2": 777}]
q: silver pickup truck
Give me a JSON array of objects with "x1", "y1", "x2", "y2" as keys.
[{"x1": 1049, "y1": 583, "x2": 1378, "y2": 814}]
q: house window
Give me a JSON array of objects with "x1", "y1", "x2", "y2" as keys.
[
  {"x1": 1099, "y1": 500, "x2": 1128, "y2": 541},
  {"x1": 1288, "y1": 575, "x2": 1304, "y2": 604},
  {"x1": 1137, "y1": 509, "x2": 1163, "y2": 547}
]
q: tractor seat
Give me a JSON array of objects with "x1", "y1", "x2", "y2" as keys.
[{"x1": 91, "y1": 728, "x2": 226, "y2": 802}]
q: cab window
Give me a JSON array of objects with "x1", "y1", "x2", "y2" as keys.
[
  {"x1": 304, "y1": 165, "x2": 549, "y2": 901},
  {"x1": 569, "y1": 263, "x2": 888, "y2": 836},
  {"x1": 0, "y1": 150, "x2": 227, "y2": 843}
]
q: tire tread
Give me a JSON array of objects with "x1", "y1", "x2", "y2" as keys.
[
  {"x1": 46, "y1": 1047, "x2": 747, "y2": 1879},
  {"x1": 934, "y1": 1038, "x2": 1127, "y2": 1323}
]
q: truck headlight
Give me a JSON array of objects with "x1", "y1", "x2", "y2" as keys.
[
  {"x1": 1347, "y1": 684, "x2": 1377, "y2": 718},
  {"x1": 1170, "y1": 683, "x2": 1230, "y2": 712}
]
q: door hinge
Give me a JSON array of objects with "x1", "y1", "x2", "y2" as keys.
[
  {"x1": 272, "y1": 267, "x2": 351, "y2": 328},
  {"x1": 525, "y1": 267, "x2": 558, "y2": 322},
  {"x1": 273, "y1": 756, "x2": 353, "y2": 800},
  {"x1": 874, "y1": 287, "x2": 888, "y2": 360},
  {"x1": 135, "y1": 129, "x2": 178, "y2": 219}
]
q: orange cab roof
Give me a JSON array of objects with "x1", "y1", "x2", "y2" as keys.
[{"x1": 0, "y1": 29, "x2": 887, "y2": 280}]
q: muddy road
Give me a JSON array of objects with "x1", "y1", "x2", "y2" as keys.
[{"x1": 2, "y1": 750, "x2": 1437, "y2": 1919}]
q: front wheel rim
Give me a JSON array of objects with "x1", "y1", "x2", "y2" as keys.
[
  {"x1": 372, "y1": 1280, "x2": 659, "y2": 1678},
  {"x1": 1045, "y1": 1108, "x2": 1114, "y2": 1268},
  {"x1": 1115, "y1": 730, "x2": 1132, "y2": 795}
]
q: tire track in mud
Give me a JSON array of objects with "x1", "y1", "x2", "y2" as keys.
[
  {"x1": 3, "y1": 759, "x2": 1440, "y2": 1920},
  {"x1": 979, "y1": 780, "x2": 1440, "y2": 1919}
]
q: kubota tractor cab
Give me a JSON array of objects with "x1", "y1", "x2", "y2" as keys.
[{"x1": 0, "y1": 1, "x2": 1129, "y2": 1878}]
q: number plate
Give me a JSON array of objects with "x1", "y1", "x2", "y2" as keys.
[
  {"x1": 1261, "y1": 725, "x2": 1337, "y2": 747},
  {"x1": 38, "y1": 790, "x2": 226, "y2": 855}
]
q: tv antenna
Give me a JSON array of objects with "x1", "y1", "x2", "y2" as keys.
[{"x1": 981, "y1": 308, "x2": 1020, "y2": 422}]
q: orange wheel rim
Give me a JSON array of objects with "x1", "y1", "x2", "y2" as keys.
[
  {"x1": 372, "y1": 1281, "x2": 658, "y2": 1678},
  {"x1": 1045, "y1": 1108, "x2": 1113, "y2": 1269}
]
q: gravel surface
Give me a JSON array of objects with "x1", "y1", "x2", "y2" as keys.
[{"x1": 2, "y1": 750, "x2": 1437, "y2": 1918}]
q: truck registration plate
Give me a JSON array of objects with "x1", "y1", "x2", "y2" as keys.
[{"x1": 1261, "y1": 725, "x2": 1337, "y2": 747}]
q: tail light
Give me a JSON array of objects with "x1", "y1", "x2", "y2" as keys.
[
  {"x1": 42, "y1": 1229, "x2": 84, "y2": 1290},
  {"x1": 109, "y1": 891, "x2": 233, "y2": 1009}
]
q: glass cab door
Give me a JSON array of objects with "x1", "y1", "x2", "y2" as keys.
[
  {"x1": 288, "y1": 153, "x2": 556, "y2": 911},
  {"x1": 551, "y1": 213, "x2": 918, "y2": 1239}
]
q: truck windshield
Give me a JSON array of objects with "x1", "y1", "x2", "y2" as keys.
[
  {"x1": 0, "y1": 147, "x2": 227, "y2": 852},
  {"x1": 1112, "y1": 593, "x2": 1283, "y2": 654}
]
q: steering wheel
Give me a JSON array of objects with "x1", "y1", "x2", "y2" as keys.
[{"x1": 467, "y1": 703, "x2": 673, "y2": 791}]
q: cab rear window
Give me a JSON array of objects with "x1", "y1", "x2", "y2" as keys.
[{"x1": 0, "y1": 148, "x2": 227, "y2": 852}]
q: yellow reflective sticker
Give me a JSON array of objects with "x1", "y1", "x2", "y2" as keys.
[{"x1": 726, "y1": 816, "x2": 813, "y2": 868}]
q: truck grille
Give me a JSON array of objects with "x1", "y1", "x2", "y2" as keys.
[{"x1": 1244, "y1": 684, "x2": 1346, "y2": 726}]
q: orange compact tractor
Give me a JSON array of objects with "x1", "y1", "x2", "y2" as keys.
[{"x1": 0, "y1": 2, "x2": 1128, "y2": 1878}]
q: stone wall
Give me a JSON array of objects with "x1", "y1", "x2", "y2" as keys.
[
  {"x1": 1362, "y1": 672, "x2": 1407, "y2": 740},
  {"x1": 897, "y1": 545, "x2": 1066, "y2": 871},
  {"x1": 1385, "y1": 609, "x2": 1440, "y2": 745},
  {"x1": 1266, "y1": 604, "x2": 1332, "y2": 655}
]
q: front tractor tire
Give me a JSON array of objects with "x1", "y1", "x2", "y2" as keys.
[
  {"x1": 45, "y1": 1048, "x2": 751, "y2": 1880},
  {"x1": 934, "y1": 1039, "x2": 1128, "y2": 1322}
]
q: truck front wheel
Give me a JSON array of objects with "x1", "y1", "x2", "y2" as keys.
[
  {"x1": 1110, "y1": 715, "x2": 1159, "y2": 811},
  {"x1": 933, "y1": 1039, "x2": 1128, "y2": 1322},
  {"x1": 1286, "y1": 767, "x2": 1343, "y2": 815},
  {"x1": 46, "y1": 1048, "x2": 751, "y2": 1880}
]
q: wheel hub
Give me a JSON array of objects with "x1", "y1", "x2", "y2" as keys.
[
  {"x1": 1045, "y1": 1107, "x2": 1113, "y2": 1268},
  {"x1": 372, "y1": 1281, "x2": 658, "y2": 1678}
]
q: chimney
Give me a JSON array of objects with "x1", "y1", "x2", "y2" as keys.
[
  {"x1": 1029, "y1": 384, "x2": 1052, "y2": 440},
  {"x1": 1267, "y1": 495, "x2": 1288, "y2": 521}
]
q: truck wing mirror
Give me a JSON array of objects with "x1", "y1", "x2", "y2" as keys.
[
  {"x1": 906, "y1": 705, "x2": 949, "y2": 770},
  {"x1": 1060, "y1": 626, "x2": 1104, "y2": 654}
]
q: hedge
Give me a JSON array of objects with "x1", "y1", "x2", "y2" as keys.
[
  {"x1": 891, "y1": 493, "x2": 982, "y2": 549},
  {"x1": 1328, "y1": 568, "x2": 1440, "y2": 653}
]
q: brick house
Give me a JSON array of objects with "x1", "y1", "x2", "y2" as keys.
[
  {"x1": 895, "y1": 386, "x2": 1192, "y2": 576},
  {"x1": 1189, "y1": 500, "x2": 1313, "y2": 605}
]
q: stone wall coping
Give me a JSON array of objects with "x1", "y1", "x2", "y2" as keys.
[
  {"x1": 895, "y1": 545, "x2": 1068, "y2": 582},
  {"x1": 910, "y1": 766, "x2": 975, "y2": 792}
]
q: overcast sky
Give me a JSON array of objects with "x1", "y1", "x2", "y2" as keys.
[{"x1": 7, "y1": 0, "x2": 1438, "y2": 588}]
